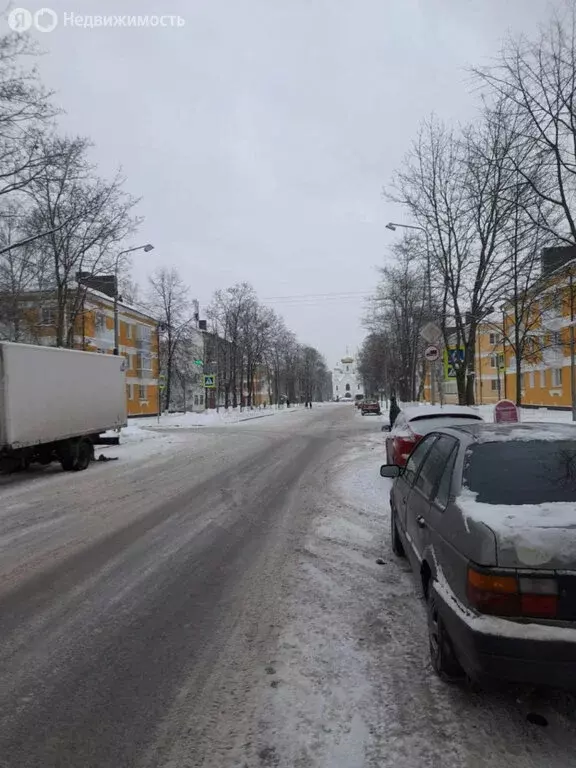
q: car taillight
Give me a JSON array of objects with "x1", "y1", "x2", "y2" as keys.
[
  {"x1": 467, "y1": 567, "x2": 558, "y2": 619},
  {"x1": 397, "y1": 436, "x2": 416, "y2": 460}
]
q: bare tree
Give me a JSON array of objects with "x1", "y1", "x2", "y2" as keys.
[
  {"x1": 208, "y1": 283, "x2": 258, "y2": 408},
  {"x1": 472, "y1": 6, "x2": 576, "y2": 244},
  {"x1": 147, "y1": 267, "x2": 194, "y2": 411},
  {"x1": 387, "y1": 106, "x2": 526, "y2": 404},
  {"x1": 364, "y1": 236, "x2": 429, "y2": 401},
  {"x1": 26, "y1": 136, "x2": 139, "y2": 346}
]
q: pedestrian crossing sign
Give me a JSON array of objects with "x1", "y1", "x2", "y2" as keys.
[{"x1": 203, "y1": 374, "x2": 216, "y2": 388}]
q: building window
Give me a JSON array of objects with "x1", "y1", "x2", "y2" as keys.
[
  {"x1": 126, "y1": 323, "x2": 133, "y2": 340},
  {"x1": 126, "y1": 383, "x2": 133, "y2": 400},
  {"x1": 551, "y1": 331, "x2": 562, "y2": 347},
  {"x1": 491, "y1": 380, "x2": 499, "y2": 391},
  {"x1": 345, "y1": 383, "x2": 350, "y2": 391},
  {"x1": 200, "y1": 394, "x2": 204, "y2": 405},
  {"x1": 552, "y1": 368, "x2": 562, "y2": 388},
  {"x1": 95, "y1": 311, "x2": 106, "y2": 336},
  {"x1": 40, "y1": 307, "x2": 56, "y2": 325},
  {"x1": 529, "y1": 371, "x2": 535, "y2": 388},
  {"x1": 138, "y1": 384, "x2": 147, "y2": 401},
  {"x1": 137, "y1": 325, "x2": 152, "y2": 344},
  {"x1": 336, "y1": 386, "x2": 339, "y2": 392},
  {"x1": 540, "y1": 369, "x2": 546, "y2": 387},
  {"x1": 489, "y1": 332, "x2": 501, "y2": 345},
  {"x1": 357, "y1": 384, "x2": 361, "y2": 390},
  {"x1": 489, "y1": 355, "x2": 497, "y2": 369},
  {"x1": 138, "y1": 353, "x2": 153, "y2": 376},
  {"x1": 194, "y1": 394, "x2": 199, "y2": 405}
]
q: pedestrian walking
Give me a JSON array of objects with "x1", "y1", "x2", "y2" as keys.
[{"x1": 389, "y1": 395, "x2": 400, "y2": 429}]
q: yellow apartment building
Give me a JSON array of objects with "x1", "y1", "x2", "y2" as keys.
[
  {"x1": 1, "y1": 286, "x2": 161, "y2": 417},
  {"x1": 422, "y1": 246, "x2": 576, "y2": 410},
  {"x1": 501, "y1": 247, "x2": 576, "y2": 410}
]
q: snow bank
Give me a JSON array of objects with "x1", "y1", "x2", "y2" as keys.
[
  {"x1": 99, "y1": 424, "x2": 188, "y2": 464},
  {"x1": 130, "y1": 404, "x2": 302, "y2": 429}
]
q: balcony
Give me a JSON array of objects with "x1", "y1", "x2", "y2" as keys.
[
  {"x1": 136, "y1": 353, "x2": 154, "y2": 378},
  {"x1": 135, "y1": 325, "x2": 153, "y2": 351}
]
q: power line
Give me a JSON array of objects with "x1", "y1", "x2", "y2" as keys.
[{"x1": 261, "y1": 291, "x2": 374, "y2": 305}]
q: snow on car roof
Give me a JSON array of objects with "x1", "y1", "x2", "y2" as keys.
[
  {"x1": 401, "y1": 404, "x2": 482, "y2": 422},
  {"x1": 455, "y1": 421, "x2": 576, "y2": 442}
]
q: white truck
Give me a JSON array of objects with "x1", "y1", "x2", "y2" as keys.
[{"x1": 0, "y1": 342, "x2": 127, "y2": 472}]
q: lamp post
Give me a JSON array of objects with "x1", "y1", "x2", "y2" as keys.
[
  {"x1": 112, "y1": 243, "x2": 154, "y2": 356},
  {"x1": 386, "y1": 222, "x2": 437, "y2": 404}
]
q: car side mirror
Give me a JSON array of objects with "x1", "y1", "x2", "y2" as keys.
[
  {"x1": 380, "y1": 464, "x2": 400, "y2": 478},
  {"x1": 381, "y1": 424, "x2": 391, "y2": 432}
]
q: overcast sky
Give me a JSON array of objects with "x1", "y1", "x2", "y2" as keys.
[{"x1": 27, "y1": 0, "x2": 560, "y2": 368}]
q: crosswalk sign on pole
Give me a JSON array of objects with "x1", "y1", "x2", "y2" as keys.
[{"x1": 203, "y1": 374, "x2": 216, "y2": 388}]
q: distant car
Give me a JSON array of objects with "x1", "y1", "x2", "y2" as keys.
[
  {"x1": 381, "y1": 422, "x2": 576, "y2": 691},
  {"x1": 384, "y1": 405, "x2": 483, "y2": 466},
  {"x1": 361, "y1": 400, "x2": 381, "y2": 416}
]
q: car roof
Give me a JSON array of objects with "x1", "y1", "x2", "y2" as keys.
[
  {"x1": 429, "y1": 421, "x2": 576, "y2": 444},
  {"x1": 401, "y1": 405, "x2": 483, "y2": 422}
]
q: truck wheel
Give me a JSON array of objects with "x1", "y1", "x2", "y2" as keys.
[
  {"x1": 59, "y1": 439, "x2": 93, "y2": 472},
  {"x1": 73, "y1": 439, "x2": 93, "y2": 471},
  {"x1": 427, "y1": 588, "x2": 463, "y2": 682}
]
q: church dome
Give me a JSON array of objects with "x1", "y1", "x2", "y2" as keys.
[{"x1": 341, "y1": 356, "x2": 354, "y2": 364}]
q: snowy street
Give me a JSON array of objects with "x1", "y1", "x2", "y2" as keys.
[{"x1": 1, "y1": 404, "x2": 576, "y2": 767}]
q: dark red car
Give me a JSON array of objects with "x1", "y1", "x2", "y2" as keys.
[
  {"x1": 361, "y1": 400, "x2": 381, "y2": 416},
  {"x1": 384, "y1": 405, "x2": 484, "y2": 466}
]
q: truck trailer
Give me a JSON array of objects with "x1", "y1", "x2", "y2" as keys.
[{"x1": 0, "y1": 342, "x2": 127, "y2": 472}]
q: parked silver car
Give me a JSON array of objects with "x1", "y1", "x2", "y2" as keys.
[{"x1": 381, "y1": 421, "x2": 576, "y2": 690}]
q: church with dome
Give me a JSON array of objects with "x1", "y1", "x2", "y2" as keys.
[{"x1": 332, "y1": 352, "x2": 364, "y2": 401}]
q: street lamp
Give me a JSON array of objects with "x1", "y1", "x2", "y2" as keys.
[
  {"x1": 385, "y1": 223, "x2": 432, "y2": 310},
  {"x1": 113, "y1": 243, "x2": 154, "y2": 356}
]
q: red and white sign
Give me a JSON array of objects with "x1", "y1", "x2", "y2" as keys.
[
  {"x1": 494, "y1": 399, "x2": 519, "y2": 424},
  {"x1": 424, "y1": 345, "x2": 440, "y2": 362}
]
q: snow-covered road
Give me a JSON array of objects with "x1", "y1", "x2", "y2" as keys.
[{"x1": 1, "y1": 404, "x2": 576, "y2": 767}]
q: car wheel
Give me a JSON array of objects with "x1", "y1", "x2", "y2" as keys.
[
  {"x1": 390, "y1": 506, "x2": 405, "y2": 558},
  {"x1": 427, "y1": 587, "x2": 463, "y2": 682}
]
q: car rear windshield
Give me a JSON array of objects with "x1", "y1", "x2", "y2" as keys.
[
  {"x1": 464, "y1": 440, "x2": 576, "y2": 505},
  {"x1": 408, "y1": 415, "x2": 482, "y2": 434}
]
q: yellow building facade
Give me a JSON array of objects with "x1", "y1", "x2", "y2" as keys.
[
  {"x1": 501, "y1": 259, "x2": 576, "y2": 410},
  {"x1": 11, "y1": 288, "x2": 161, "y2": 417},
  {"x1": 422, "y1": 253, "x2": 576, "y2": 410}
]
